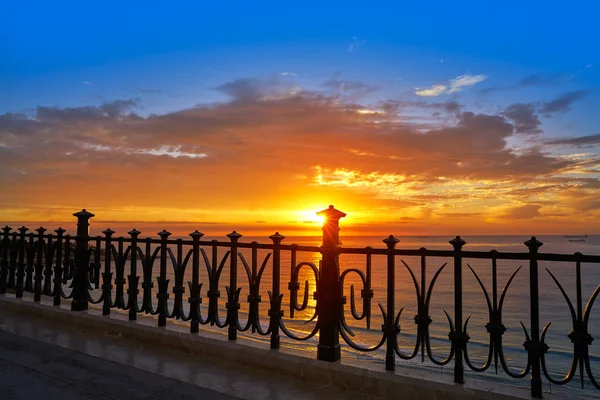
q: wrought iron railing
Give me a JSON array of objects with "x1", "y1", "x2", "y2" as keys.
[{"x1": 0, "y1": 207, "x2": 599, "y2": 398}]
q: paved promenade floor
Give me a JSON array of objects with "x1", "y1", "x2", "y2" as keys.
[
  {"x1": 0, "y1": 329, "x2": 237, "y2": 400},
  {"x1": 0, "y1": 300, "x2": 374, "y2": 400}
]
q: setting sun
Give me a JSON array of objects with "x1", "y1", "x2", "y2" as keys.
[
  {"x1": 316, "y1": 215, "x2": 326, "y2": 226},
  {"x1": 296, "y1": 210, "x2": 326, "y2": 227}
]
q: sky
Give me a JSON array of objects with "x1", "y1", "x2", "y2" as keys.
[{"x1": 1, "y1": 1, "x2": 600, "y2": 236}]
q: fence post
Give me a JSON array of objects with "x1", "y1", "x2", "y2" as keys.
[
  {"x1": 188, "y1": 230, "x2": 204, "y2": 334},
  {"x1": 33, "y1": 227, "x2": 46, "y2": 302},
  {"x1": 269, "y1": 232, "x2": 285, "y2": 349},
  {"x1": 127, "y1": 229, "x2": 141, "y2": 321},
  {"x1": 101, "y1": 229, "x2": 115, "y2": 315},
  {"x1": 525, "y1": 237, "x2": 546, "y2": 398},
  {"x1": 157, "y1": 229, "x2": 171, "y2": 326},
  {"x1": 450, "y1": 236, "x2": 467, "y2": 384},
  {"x1": 16, "y1": 226, "x2": 28, "y2": 298},
  {"x1": 317, "y1": 205, "x2": 346, "y2": 362},
  {"x1": 383, "y1": 235, "x2": 400, "y2": 371},
  {"x1": 71, "y1": 209, "x2": 94, "y2": 311},
  {"x1": 53, "y1": 227, "x2": 66, "y2": 306},
  {"x1": 226, "y1": 231, "x2": 242, "y2": 341}
]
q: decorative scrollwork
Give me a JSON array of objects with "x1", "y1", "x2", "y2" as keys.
[
  {"x1": 236, "y1": 248, "x2": 271, "y2": 334},
  {"x1": 464, "y1": 258, "x2": 525, "y2": 376},
  {"x1": 280, "y1": 261, "x2": 319, "y2": 341},
  {"x1": 542, "y1": 258, "x2": 600, "y2": 389}
]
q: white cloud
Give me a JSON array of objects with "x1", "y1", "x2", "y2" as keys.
[
  {"x1": 414, "y1": 74, "x2": 487, "y2": 97},
  {"x1": 281, "y1": 72, "x2": 298, "y2": 76},
  {"x1": 80, "y1": 143, "x2": 207, "y2": 159},
  {"x1": 136, "y1": 145, "x2": 207, "y2": 158},
  {"x1": 84, "y1": 81, "x2": 97, "y2": 86},
  {"x1": 447, "y1": 74, "x2": 487, "y2": 93},
  {"x1": 414, "y1": 84, "x2": 448, "y2": 97},
  {"x1": 81, "y1": 143, "x2": 110, "y2": 151}
]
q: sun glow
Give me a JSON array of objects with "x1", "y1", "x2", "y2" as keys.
[{"x1": 296, "y1": 210, "x2": 326, "y2": 226}]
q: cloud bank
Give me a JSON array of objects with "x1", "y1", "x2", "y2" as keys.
[{"x1": 0, "y1": 78, "x2": 598, "y2": 234}]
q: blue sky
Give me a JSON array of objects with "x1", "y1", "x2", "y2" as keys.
[
  {"x1": 2, "y1": 1, "x2": 600, "y2": 233},
  {"x1": 2, "y1": 1, "x2": 598, "y2": 135}
]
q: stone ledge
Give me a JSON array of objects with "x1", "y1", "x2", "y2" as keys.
[{"x1": 0, "y1": 295, "x2": 531, "y2": 400}]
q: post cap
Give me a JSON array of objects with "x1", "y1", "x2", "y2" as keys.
[
  {"x1": 189, "y1": 230, "x2": 204, "y2": 238},
  {"x1": 127, "y1": 228, "x2": 141, "y2": 236},
  {"x1": 18, "y1": 226, "x2": 28, "y2": 233},
  {"x1": 35, "y1": 227, "x2": 47, "y2": 234},
  {"x1": 269, "y1": 232, "x2": 286, "y2": 244},
  {"x1": 317, "y1": 205, "x2": 347, "y2": 221},
  {"x1": 157, "y1": 229, "x2": 171, "y2": 238},
  {"x1": 73, "y1": 209, "x2": 95, "y2": 218},
  {"x1": 102, "y1": 228, "x2": 115, "y2": 236},
  {"x1": 227, "y1": 231, "x2": 243, "y2": 241},
  {"x1": 449, "y1": 236, "x2": 466, "y2": 249},
  {"x1": 524, "y1": 237, "x2": 543, "y2": 250},
  {"x1": 383, "y1": 235, "x2": 400, "y2": 247},
  {"x1": 54, "y1": 227, "x2": 66, "y2": 235},
  {"x1": 2, "y1": 226, "x2": 11, "y2": 232}
]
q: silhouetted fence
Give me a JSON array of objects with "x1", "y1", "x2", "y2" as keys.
[{"x1": 0, "y1": 207, "x2": 599, "y2": 398}]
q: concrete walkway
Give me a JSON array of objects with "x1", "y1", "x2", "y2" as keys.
[
  {"x1": 0, "y1": 329, "x2": 238, "y2": 400},
  {"x1": 0, "y1": 300, "x2": 375, "y2": 400}
]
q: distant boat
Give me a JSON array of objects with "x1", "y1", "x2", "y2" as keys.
[
  {"x1": 564, "y1": 235, "x2": 587, "y2": 238},
  {"x1": 569, "y1": 239, "x2": 585, "y2": 242}
]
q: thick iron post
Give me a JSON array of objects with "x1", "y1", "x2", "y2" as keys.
[
  {"x1": 383, "y1": 235, "x2": 400, "y2": 371},
  {"x1": 269, "y1": 232, "x2": 285, "y2": 349},
  {"x1": 450, "y1": 236, "x2": 467, "y2": 384},
  {"x1": 316, "y1": 205, "x2": 346, "y2": 362},
  {"x1": 0, "y1": 226, "x2": 11, "y2": 294},
  {"x1": 127, "y1": 229, "x2": 141, "y2": 321},
  {"x1": 226, "y1": 231, "x2": 242, "y2": 341},
  {"x1": 71, "y1": 209, "x2": 94, "y2": 311},
  {"x1": 525, "y1": 237, "x2": 545, "y2": 398}
]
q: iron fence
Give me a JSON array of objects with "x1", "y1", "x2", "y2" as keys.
[{"x1": 0, "y1": 206, "x2": 599, "y2": 398}]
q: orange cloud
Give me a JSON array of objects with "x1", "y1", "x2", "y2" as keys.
[{"x1": 1, "y1": 79, "x2": 599, "y2": 235}]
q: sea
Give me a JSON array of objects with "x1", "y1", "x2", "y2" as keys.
[{"x1": 89, "y1": 235, "x2": 600, "y2": 398}]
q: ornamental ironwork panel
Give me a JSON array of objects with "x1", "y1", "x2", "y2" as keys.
[{"x1": 1, "y1": 207, "x2": 599, "y2": 399}]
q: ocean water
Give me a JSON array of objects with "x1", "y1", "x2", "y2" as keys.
[{"x1": 89, "y1": 235, "x2": 600, "y2": 397}]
